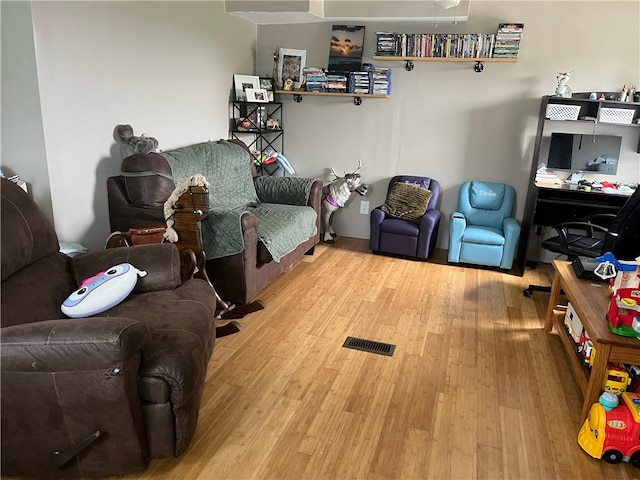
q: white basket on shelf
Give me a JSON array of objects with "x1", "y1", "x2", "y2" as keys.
[
  {"x1": 545, "y1": 103, "x2": 581, "y2": 121},
  {"x1": 598, "y1": 107, "x2": 635, "y2": 124}
]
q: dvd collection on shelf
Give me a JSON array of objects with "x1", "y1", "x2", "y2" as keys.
[
  {"x1": 302, "y1": 66, "x2": 391, "y2": 95},
  {"x1": 375, "y1": 23, "x2": 524, "y2": 59},
  {"x1": 492, "y1": 23, "x2": 525, "y2": 58}
]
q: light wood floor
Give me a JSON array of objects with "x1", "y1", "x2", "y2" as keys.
[{"x1": 126, "y1": 238, "x2": 636, "y2": 479}]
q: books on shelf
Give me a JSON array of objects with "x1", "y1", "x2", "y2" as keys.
[
  {"x1": 375, "y1": 32, "x2": 398, "y2": 56},
  {"x1": 325, "y1": 72, "x2": 347, "y2": 93},
  {"x1": 375, "y1": 32, "x2": 496, "y2": 58},
  {"x1": 492, "y1": 23, "x2": 524, "y2": 58},
  {"x1": 369, "y1": 68, "x2": 391, "y2": 95},
  {"x1": 345, "y1": 69, "x2": 391, "y2": 95},
  {"x1": 374, "y1": 23, "x2": 524, "y2": 59},
  {"x1": 303, "y1": 67, "x2": 327, "y2": 92},
  {"x1": 349, "y1": 71, "x2": 370, "y2": 94}
]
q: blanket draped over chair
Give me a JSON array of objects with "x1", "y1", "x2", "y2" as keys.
[{"x1": 161, "y1": 140, "x2": 316, "y2": 262}]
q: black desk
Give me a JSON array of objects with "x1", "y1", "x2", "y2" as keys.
[
  {"x1": 534, "y1": 184, "x2": 629, "y2": 225},
  {"x1": 514, "y1": 182, "x2": 630, "y2": 275}
]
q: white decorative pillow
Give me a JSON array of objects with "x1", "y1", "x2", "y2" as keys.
[{"x1": 61, "y1": 263, "x2": 147, "y2": 318}]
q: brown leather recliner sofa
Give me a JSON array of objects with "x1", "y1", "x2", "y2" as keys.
[
  {"x1": 0, "y1": 178, "x2": 217, "y2": 477},
  {"x1": 107, "y1": 139, "x2": 322, "y2": 307}
]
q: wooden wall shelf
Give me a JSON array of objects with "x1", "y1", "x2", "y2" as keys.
[
  {"x1": 372, "y1": 55, "x2": 518, "y2": 63},
  {"x1": 372, "y1": 55, "x2": 517, "y2": 72},
  {"x1": 275, "y1": 90, "x2": 390, "y2": 106}
]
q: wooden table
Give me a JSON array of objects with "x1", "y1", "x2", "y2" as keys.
[{"x1": 545, "y1": 260, "x2": 640, "y2": 420}]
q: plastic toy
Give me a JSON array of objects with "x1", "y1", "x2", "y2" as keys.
[
  {"x1": 266, "y1": 118, "x2": 280, "y2": 130},
  {"x1": 578, "y1": 391, "x2": 640, "y2": 467},
  {"x1": 603, "y1": 363, "x2": 632, "y2": 395},
  {"x1": 555, "y1": 71, "x2": 573, "y2": 98},
  {"x1": 599, "y1": 392, "x2": 619, "y2": 411},
  {"x1": 564, "y1": 302, "x2": 583, "y2": 342},
  {"x1": 255, "y1": 150, "x2": 295, "y2": 175},
  {"x1": 628, "y1": 364, "x2": 640, "y2": 394},
  {"x1": 608, "y1": 288, "x2": 640, "y2": 337},
  {"x1": 255, "y1": 151, "x2": 278, "y2": 167},
  {"x1": 578, "y1": 331, "x2": 595, "y2": 366},
  {"x1": 275, "y1": 153, "x2": 295, "y2": 175},
  {"x1": 595, "y1": 252, "x2": 640, "y2": 292},
  {"x1": 61, "y1": 263, "x2": 147, "y2": 318}
]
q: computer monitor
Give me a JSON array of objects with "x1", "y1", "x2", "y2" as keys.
[{"x1": 547, "y1": 133, "x2": 622, "y2": 175}]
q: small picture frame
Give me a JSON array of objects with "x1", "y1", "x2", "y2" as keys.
[
  {"x1": 277, "y1": 48, "x2": 306, "y2": 90},
  {"x1": 245, "y1": 88, "x2": 269, "y2": 103},
  {"x1": 259, "y1": 77, "x2": 275, "y2": 102},
  {"x1": 233, "y1": 74, "x2": 260, "y2": 101}
]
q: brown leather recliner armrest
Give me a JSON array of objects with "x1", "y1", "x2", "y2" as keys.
[
  {"x1": 308, "y1": 180, "x2": 323, "y2": 209},
  {"x1": 1, "y1": 317, "x2": 151, "y2": 476},
  {"x1": 0, "y1": 317, "x2": 150, "y2": 372},
  {"x1": 71, "y1": 243, "x2": 182, "y2": 293}
]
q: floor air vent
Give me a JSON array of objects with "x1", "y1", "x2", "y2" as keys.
[{"x1": 342, "y1": 336, "x2": 395, "y2": 356}]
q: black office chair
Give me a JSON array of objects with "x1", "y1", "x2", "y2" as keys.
[{"x1": 523, "y1": 187, "x2": 640, "y2": 297}]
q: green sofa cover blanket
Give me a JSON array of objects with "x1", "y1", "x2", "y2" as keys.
[{"x1": 161, "y1": 140, "x2": 316, "y2": 262}]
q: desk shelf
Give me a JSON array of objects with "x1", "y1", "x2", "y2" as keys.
[
  {"x1": 545, "y1": 93, "x2": 640, "y2": 131},
  {"x1": 532, "y1": 185, "x2": 630, "y2": 226}
]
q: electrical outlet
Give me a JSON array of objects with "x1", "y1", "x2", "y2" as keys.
[{"x1": 360, "y1": 200, "x2": 369, "y2": 215}]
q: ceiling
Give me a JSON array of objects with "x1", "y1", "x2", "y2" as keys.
[{"x1": 225, "y1": 0, "x2": 470, "y2": 25}]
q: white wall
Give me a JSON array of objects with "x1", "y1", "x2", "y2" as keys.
[
  {"x1": 25, "y1": 1, "x2": 256, "y2": 249},
  {"x1": 256, "y1": 1, "x2": 640, "y2": 248},
  {"x1": 1, "y1": 1, "x2": 53, "y2": 222}
]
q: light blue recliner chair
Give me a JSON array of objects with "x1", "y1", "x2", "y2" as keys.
[{"x1": 448, "y1": 181, "x2": 521, "y2": 270}]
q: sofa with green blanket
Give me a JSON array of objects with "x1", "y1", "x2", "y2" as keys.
[{"x1": 107, "y1": 139, "x2": 322, "y2": 305}]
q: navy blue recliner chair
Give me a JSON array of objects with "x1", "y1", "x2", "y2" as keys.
[
  {"x1": 370, "y1": 175, "x2": 442, "y2": 260},
  {"x1": 448, "y1": 180, "x2": 521, "y2": 270}
]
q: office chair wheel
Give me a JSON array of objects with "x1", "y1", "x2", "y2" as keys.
[{"x1": 523, "y1": 284, "x2": 553, "y2": 297}]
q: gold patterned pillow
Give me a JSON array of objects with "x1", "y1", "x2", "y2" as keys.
[{"x1": 381, "y1": 182, "x2": 433, "y2": 223}]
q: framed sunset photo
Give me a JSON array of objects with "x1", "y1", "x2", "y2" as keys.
[{"x1": 328, "y1": 25, "x2": 365, "y2": 72}]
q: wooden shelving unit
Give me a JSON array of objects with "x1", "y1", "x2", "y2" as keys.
[
  {"x1": 372, "y1": 55, "x2": 517, "y2": 63},
  {"x1": 276, "y1": 90, "x2": 389, "y2": 106},
  {"x1": 372, "y1": 55, "x2": 517, "y2": 72}
]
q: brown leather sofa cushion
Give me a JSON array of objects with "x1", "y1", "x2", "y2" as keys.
[{"x1": 0, "y1": 254, "x2": 77, "y2": 328}]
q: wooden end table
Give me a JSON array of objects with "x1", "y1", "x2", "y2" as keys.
[{"x1": 545, "y1": 260, "x2": 640, "y2": 420}]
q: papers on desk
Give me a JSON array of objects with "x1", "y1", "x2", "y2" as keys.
[
  {"x1": 598, "y1": 183, "x2": 636, "y2": 195},
  {"x1": 535, "y1": 163, "x2": 560, "y2": 184}
]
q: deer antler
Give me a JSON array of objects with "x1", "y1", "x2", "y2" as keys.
[
  {"x1": 329, "y1": 167, "x2": 341, "y2": 179},
  {"x1": 353, "y1": 159, "x2": 364, "y2": 174}
]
